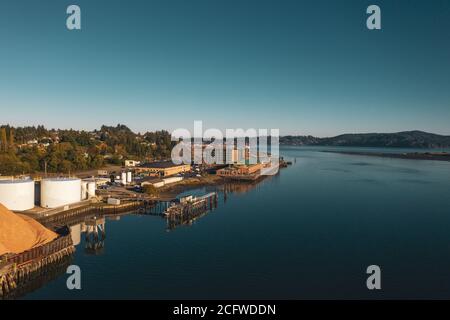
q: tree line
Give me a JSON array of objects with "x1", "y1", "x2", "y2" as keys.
[{"x1": 0, "y1": 124, "x2": 175, "y2": 175}]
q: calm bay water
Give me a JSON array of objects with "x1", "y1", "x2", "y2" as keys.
[{"x1": 23, "y1": 146, "x2": 450, "y2": 299}]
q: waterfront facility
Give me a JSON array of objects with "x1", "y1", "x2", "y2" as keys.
[
  {"x1": 135, "y1": 161, "x2": 191, "y2": 177},
  {"x1": 216, "y1": 163, "x2": 264, "y2": 180}
]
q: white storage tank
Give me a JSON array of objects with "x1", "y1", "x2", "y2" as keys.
[
  {"x1": 41, "y1": 178, "x2": 82, "y2": 208},
  {"x1": 87, "y1": 181, "x2": 96, "y2": 198},
  {"x1": 121, "y1": 172, "x2": 127, "y2": 185},
  {"x1": 0, "y1": 178, "x2": 35, "y2": 211},
  {"x1": 126, "y1": 172, "x2": 132, "y2": 183},
  {"x1": 81, "y1": 181, "x2": 88, "y2": 200}
]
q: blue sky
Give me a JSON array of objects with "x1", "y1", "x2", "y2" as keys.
[{"x1": 0, "y1": 0, "x2": 449, "y2": 136}]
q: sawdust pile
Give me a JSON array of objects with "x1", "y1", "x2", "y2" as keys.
[{"x1": 0, "y1": 203, "x2": 57, "y2": 256}]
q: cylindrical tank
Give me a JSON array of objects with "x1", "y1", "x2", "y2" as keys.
[
  {"x1": 87, "y1": 181, "x2": 96, "y2": 198},
  {"x1": 81, "y1": 181, "x2": 88, "y2": 200},
  {"x1": 126, "y1": 172, "x2": 132, "y2": 183},
  {"x1": 0, "y1": 179, "x2": 35, "y2": 211},
  {"x1": 121, "y1": 172, "x2": 127, "y2": 185},
  {"x1": 41, "y1": 178, "x2": 82, "y2": 208}
]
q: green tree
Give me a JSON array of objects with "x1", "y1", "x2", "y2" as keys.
[
  {"x1": 8, "y1": 128, "x2": 14, "y2": 148},
  {"x1": 0, "y1": 153, "x2": 30, "y2": 175},
  {"x1": 0, "y1": 127, "x2": 7, "y2": 152},
  {"x1": 59, "y1": 160, "x2": 73, "y2": 173}
]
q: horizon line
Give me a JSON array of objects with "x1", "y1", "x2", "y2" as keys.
[{"x1": 0, "y1": 123, "x2": 449, "y2": 138}]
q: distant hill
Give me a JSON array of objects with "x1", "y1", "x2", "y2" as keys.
[
  {"x1": 279, "y1": 135, "x2": 320, "y2": 146},
  {"x1": 280, "y1": 131, "x2": 450, "y2": 148}
]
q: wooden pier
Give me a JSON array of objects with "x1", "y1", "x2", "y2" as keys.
[
  {"x1": 1, "y1": 200, "x2": 147, "y2": 298},
  {"x1": 36, "y1": 201, "x2": 144, "y2": 229},
  {"x1": 1, "y1": 189, "x2": 225, "y2": 297},
  {"x1": 0, "y1": 228, "x2": 74, "y2": 298},
  {"x1": 165, "y1": 192, "x2": 218, "y2": 230},
  {"x1": 1, "y1": 254, "x2": 72, "y2": 300}
]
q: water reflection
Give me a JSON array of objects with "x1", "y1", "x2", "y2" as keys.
[
  {"x1": 83, "y1": 217, "x2": 106, "y2": 255},
  {"x1": 2, "y1": 254, "x2": 73, "y2": 300},
  {"x1": 7, "y1": 178, "x2": 272, "y2": 299},
  {"x1": 220, "y1": 177, "x2": 277, "y2": 201},
  {"x1": 133, "y1": 177, "x2": 276, "y2": 231},
  {"x1": 13, "y1": 149, "x2": 450, "y2": 299},
  {"x1": 165, "y1": 193, "x2": 219, "y2": 231}
]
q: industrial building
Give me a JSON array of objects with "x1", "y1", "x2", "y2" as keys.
[
  {"x1": 125, "y1": 160, "x2": 141, "y2": 167},
  {"x1": 140, "y1": 176, "x2": 183, "y2": 188},
  {"x1": 97, "y1": 169, "x2": 109, "y2": 176},
  {"x1": 115, "y1": 171, "x2": 133, "y2": 185},
  {"x1": 0, "y1": 178, "x2": 35, "y2": 211},
  {"x1": 40, "y1": 178, "x2": 82, "y2": 209},
  {"x1": 135, "y1": 161, "x2": 191, "y2": 177},
  {"x1": 216, "y1": 163, "x2": 263, "y2": 178}
]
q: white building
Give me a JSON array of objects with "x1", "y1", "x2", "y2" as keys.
[{"x1": 125, "y1": 160, "x2": 141, "y2": 167}]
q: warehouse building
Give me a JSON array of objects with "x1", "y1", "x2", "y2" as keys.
[
  {"x1": 216, "y1": 163, "x2": 263, "y2": 177},
  {"x1": 135, "y1": 161, "x2": 191, "y2": 177}
]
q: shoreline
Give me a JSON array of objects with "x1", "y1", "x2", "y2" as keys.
[
  {"x1": 153, "y1": 174, "x2": 225, "y2": 200},
  {"x1": 153, "y1": 170, "x2": 278, "y2": 200},
  {"x1": 322, "y1": 150, "x2": 450, "y2": 162}
]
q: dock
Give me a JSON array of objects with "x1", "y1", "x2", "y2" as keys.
[
  {"x1": 0, "y1": 227, "x2": 74, "y2": 298},
  {"x1": 164, "y1": 192, "x2": 218, "y2": 230},
  {"x1": 1, "y1": 200, "x2": 147, "y2": 298},
  {"x1": 34, "y1": 201, "x2": 144, "y2": 229}
]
